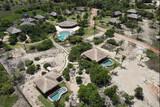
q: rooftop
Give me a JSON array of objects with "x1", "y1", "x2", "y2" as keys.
[
  {"x1": 34, "y1": 15, "x2": 45, "y2": 19},
  {"x1": 81, "y1": 47, "x2": 108, "y2": 62},
  {"x1": 7, "y1": 27, "x2": 21, "y2": 34},
  {"x1": 127, "y1": 9, "x2": 137, "y2": 14},
  {"x1": 109, "y1": 18, "x2": 121, "y2": 24},
  {"x1": 21, "y1": 17, "x2": 36, "y2": 22},
  {"x1": 34, "y1": 71, "x2": 61, "y2": 94},
  {"x1": 58, "y1": 20, "x2": 78, "y2": 28},
  {"x1": 127, "y1": 14, "x2": 140, "y2": 19},
  {"x1": 50, "y1": 11, "x2": 58, "y2": 17}
]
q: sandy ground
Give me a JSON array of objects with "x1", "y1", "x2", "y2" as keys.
[{"x1": 112, "y1": 46, "x2": 160, "y2": 107}]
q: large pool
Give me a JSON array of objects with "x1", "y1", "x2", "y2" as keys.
[
  {"x1": 48, "y1": 87, "x2": 68, "y2": 102},
  {"x1": 57, "y1": 31, "x2": 71, "y2": 41},
  {"x1": 101, "y1": 58, "x2": 114, "y2": 68}
]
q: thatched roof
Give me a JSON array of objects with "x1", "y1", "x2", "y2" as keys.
[
  {"x1": 21, "y1": 18, "x2": 36, "y2": 22},
  {"x1": 112, "y1": 11, "x2": 122, "y2": 17},
  {"x1": 20, "y1": 22, "x2": 36, "y2": 26},
  {"x1": 34, "y1": 15, "x2": 45, "y2": 19},
  {"x1": 34, "y1": 71, "x2": 61, "y2": 94},
  {"x1": 127, "y1": 14, "x2": 140, "y2": 19},
  {"x1": 109, "y1": 18, "x2": 121, "y2": 24},
  {"x1": 76, "y1": 7, "x2": 85, "y2": 11},
  {"x1": 81, "y1": 47, "x2": 108, "y2": 62},
  {"x1": 7, "y1": 27, "x2": 21, "y2": 34},
  {"x1": 127, "y1": 9, "x2": 137, "y2": 14},
  {"x1": 65, "y1": 9, "x2": 72, "y2": 15},
  {"x1": 50, "y1": 12, "x2": 57, "y2": 17},
  {"x1": 58, "y1": 20, "x2": 77, "y2": 28}
]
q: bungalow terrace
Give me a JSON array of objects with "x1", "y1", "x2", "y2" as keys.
[
  {"x1": 6, "y1": 27, "x2": 21, "y2": 35},
  {"x1": 34, "y1": 71, "x2": 62, "y2": 97},
  {"x1": 81, "y1": 47, "x2": 109, "y2": 63}
]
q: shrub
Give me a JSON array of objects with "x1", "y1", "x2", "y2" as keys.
[
  {"x1": 68, "y1": 36, "x2": 82, "y2": 44},
  {"x1": 93, "y1": 37, "x2": 104, "y2": 45},
  {"x1": 76, "y1": 76, "x2": 82, "y2": 84},
  {"x1": 107, "y1": 39, "x2": 119, "y2": 46},
  {"x1": 25, "y1": 60, "x2": 33, "y2": 67},
  {"x1": 43, "y1": 63, "x2": 51, "y2": 69},
  {"x1": 34, "y1": 57, "x2": 40, "y2": 61},
  {"x1": 105, "y1": 29, "x2": 115, "y2": 38},
  {"x1": 62, "y1": 68, "x2": 70, "y2": 81},
  {"x1": 134, "y1": 86, "x2": 144, "y2": 100},
  {"x1": 26, "y1": 64, "x2": 37, "y2": 75}
]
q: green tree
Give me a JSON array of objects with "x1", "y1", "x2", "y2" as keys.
[
  {"x1": 78, "y1": 83, "x2": 104, "y2": 107},
  {"x1": 134, "y1": 86, "x2": 144, "y2": 100}
]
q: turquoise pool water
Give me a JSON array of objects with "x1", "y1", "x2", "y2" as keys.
[
  {"x1": 48, "y1": 87, "x2": 67, "y2": 102},
  {"x1": 101, "y1": 59, "x2": 114, "y2": 68},
  {"x1": 57, "y1": 31, "x2": 70, "y2": 41}
]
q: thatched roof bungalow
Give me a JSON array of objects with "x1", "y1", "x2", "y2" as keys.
[
  {"x1": 7, "y1": 27, "x2": 21, "y2": 34},
  {"x1": 34, "y1": 15, "x2": 45, "y2": 20},
  {"x1": 50, "y1": 11, "x2": 58, "y2": 17},
  {"x1": 127, "y1": 14, "x2": 141, "y2": 20},
  {"x1": 127, "y1": 9, "x2": 137, "y2": 14},
  {"x1": 34, "y1": 71, "x2": 62, "y2": 94},
  {"x1": 112, "y1": 11, "x2": 122, "y2": 17},
  {"x1": 58, "y1": 20, "x2": 78, "y2": 28},
  {"x1": 81, "y1": 47, "x2": 108, "y2": 62}
]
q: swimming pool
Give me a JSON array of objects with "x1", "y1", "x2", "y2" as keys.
[
  {"x1": 48, "y1": 87, "x2": 68, "y2": 102},
  {"x1": 57, "y1": 31, "x2": 70, "y2": 41},
  {"x1": 101, "y1": 58, "x2": 114, "y2": 68}
]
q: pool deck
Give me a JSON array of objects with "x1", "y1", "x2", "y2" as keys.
[{"x1": 55, "y1": 26, "x2": 80, "y2": 33}]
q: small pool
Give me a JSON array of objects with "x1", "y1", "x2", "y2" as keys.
[
  {"x1": 101, "y1": 59, "x2": 114, "y2": 68},
  {"x1": 48, "y1": 87, "x2": 68, "y2": 102},
  {"x1": 57, "y1": 31, "x2": 71, "y2": 41}
]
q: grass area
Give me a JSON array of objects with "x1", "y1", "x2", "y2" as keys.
[
  {"x1": 145, "y1": 49, "x2": 160, "y2": 72},
  {"x1": 38, "y1": 95, "x2": 55, "y2": 107},
  {"x1": 0, "y1": 95, "x2": 18, "y2": 107},
  {"x1": 84, "y1": 27, "x2": 99, "y2": 36},
  {"x1": 97, "y1": 16, "x2": 111, "y2": 29}
]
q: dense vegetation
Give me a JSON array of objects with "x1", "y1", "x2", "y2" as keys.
[
  {"x1": 69, "y1": 42, "x2": 92, "y2": 62},
  {"x1": 79, "y1": 59, "x2": 111, "y2": 87},
  {"x1": 0, "y1": 64, "x2": 14, "y2": 95},
  {"x1": 78, "y1": 83, "x2": 104, "y2": 107}
]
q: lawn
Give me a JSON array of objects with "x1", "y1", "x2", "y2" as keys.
[
  {"x1": 38, "y1": 95, "x2": 55, "y2": 107},
  {"x1": 0, "y1": 95, "x2": 18, "y2": 107}
]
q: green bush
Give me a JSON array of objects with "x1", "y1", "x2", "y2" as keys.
[
  {"x1": 69, "y1": 42, "x2": 92, "y2": 62},
  {"x1": 134, "y1": 86, "x2": 144, "y2": 100},
  {"x1": 68, "y1": 36, "x2": 82, "y2": 44},
  {"x1": 25, "y1": 60, "x2": 33, "y2": 67},
  {"x1": 34, "y1": 57, "x2": 40, "y2": 61},
  {"x1": 107, "y1": 39, "x2": 119, "y2": 46},
  {"x1": 76, "y1": 76, "x2": 82, "y2": 84},
  {"x1": 105, "y1": 29, "x2": 115, "y2": 38},
  {"x1": 26, "y1": 64, "x2": 37, "y2": 75},
  {"x1": 93, "y1": 37, "x2": 104, "y2": 45},
  {"x1": 43, "y1": 63, "x2": 51, "y2": 69},
  {"x1": 104, "y1": 85, "x2": 120, "y2": 105},
  {"x1": 62, "y1": 68, "x2": 70, "y2": 81}
]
